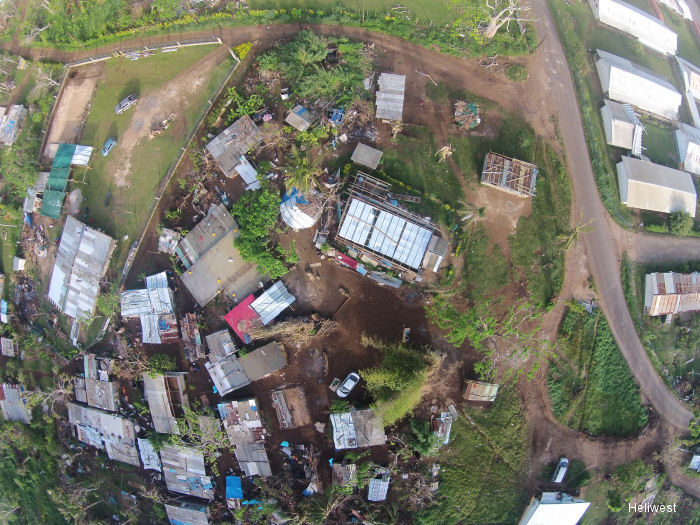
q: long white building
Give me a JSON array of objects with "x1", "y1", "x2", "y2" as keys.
[
  {"x1": 596, "y1": 49, "x2": 682, "y2": 120},
  {"x1": 600, "y1": 99, "x2": 644, "y2": 154},
  {"x1": 675, "y1": 123, "x2": 700, "y2": 176},
  {"x1": 617, "y1": 156, "x2": 697, "y2": 216},
  {"x1": 589, "y1": 0, "x2": 678, "y2": 55}
]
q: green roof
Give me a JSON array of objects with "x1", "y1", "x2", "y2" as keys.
[
  {"x1": 40, "y1": 190, "x2": 64, "y2": 219},
  {"x1": 53, "y1": 143, "x2": 76, "y2": 169}
]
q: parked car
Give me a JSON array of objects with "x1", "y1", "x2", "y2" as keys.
[
  {"x1": 115, "y1": 93, "x2": 138, "y2": 114},
  {"x1": 552, "y1": 457, "x2": 569, "y2": 483},
  {"x1": 337, "y1": 372, "x2": 360, "y2": 398},
  {"x1": 101, "y1": 137, "x2": 117, "y2": 156}
]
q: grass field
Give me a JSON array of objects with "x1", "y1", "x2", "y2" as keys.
[
  {"x1": 78, "y1": 46, "x2": 234, "y2": 269},
  {"x1": 0, "y1": 205, "x2": 23, "y2": 299},
  {"x1": 660, "y1": 5, "x2": 700, "y2": 63},
  {"x1": 249, "y1": 0, "x2": 456, "y2": 24},
  {"x1": 641, "y1": 118, "x2": 678, "y2": 167},
  {"x1": 549, "y1": 306, "x2": 648, "y2": 436},
  {"x1": 417, "y1": 391, "x2": 529, "y2": 524},
  {"x1": 462, "y1": 224, "x2": 510, "y2": 301}
]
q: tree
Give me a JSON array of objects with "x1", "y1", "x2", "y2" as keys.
[
  {"x1": 669, "y1": 210, "x2": 693, "y2": 237},
  {"x1": 146, "y1": 354, "x2": 176, "y2": 377},
  {"x1": 170, "y1": 408, "x2": 232, "y2": 476},
  {"x1": 95, "y1": 286, "x2": 120, "y2": 318},
  {"x1": 452, "y1": 0, "x2": 533, "y2": 43},
  {"x1": 25, "y1": 373, "x2": 73, "y2": 414},
  {"x1": 256, "y1": 122, "x2": 291, "y2": 156},
  {"x1": 407, "y1": 419, "x2": 440, "y2": 456},
  {"x1": 436, "y1": 144, "x2": 454, "y2": 163},
  {"x1": 284, "y1": 152, "x2": 322, "y2": 194},
  {"x1": 557, "y1": 213, "x2": 594, "y2": 250}
]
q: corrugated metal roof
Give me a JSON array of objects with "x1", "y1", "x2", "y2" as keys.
[
  {"x1": 164, "y1": 501, "x2": 210, "y2": 525},
  {"x1": 331, "y1": 409, "x2": 386, "y2": 449},
  {"x1": 285, "y1": 105, "x2": 312, "y2": 131},
  {"x1": 206, "y1": 116, "x2": 261, "y2": 177},
  {"x1": 205, "y1": 329, "x2": 237, "y2": 364},
  {"x1": 137, "y1": 438, "x2": 162, "y2": 471},
  {"x1": 250, "y1": 281, "x2": 296, "y2": 325},
  {"x1": 47, "y1": 216, "x2": 115, "y2": 320},
  {"x1": 351, "y1": 143, "x2": 383, "y2": 169},
  {"x1": 239, "y1": 341, "x2": 286, "y2": 381},
  {"x1": 338, "y1": 198, "x2": 432, "y2": 270},
  {"x1": 376, "y1": 73, "x2": 405, "y2": 121},
  {"x1": 160, "y1": 445, "x2": 214, "y2": 500}
]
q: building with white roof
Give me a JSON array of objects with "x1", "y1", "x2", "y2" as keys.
[
  {"x1": 589, "y1": 0, "x2": 677, "y2": 55},
  {"x1": 616, "y1": 156, "x2": 697, "y2": 216},
  {"x1": 644, "y1": 271, "x2": 700, "y2": 316},
  {"x1": 600, "y1": 99, "x2": 644, "y2": 155},
  {"x1": 596, "y1": 49, "x2": 682, "y2": 120},
  {"x1": 376, "y1": 73, "x2": 406, "y2": 122},
  {"x1": 120, "y1": 272, "x2": 178, "y2": 344},
  {"x1": 0, "y1": 384, "x2": 32, "y2": 424},
  {"x1": 518, "y1": 492, "x2": 590, "y2": 525},
  {"x1": 279, "y1": 188, "x2": 323, "y2": 230},
  {"x1": 48, "y1": 216, "x2": 116, "y2": 321},
  {"x1": 675, "y1": 123, "x2": 700, "y2": 175}
]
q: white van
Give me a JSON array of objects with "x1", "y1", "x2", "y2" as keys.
[{"x1": 552, "y1": 457, "x2": 569, "y2": 483}]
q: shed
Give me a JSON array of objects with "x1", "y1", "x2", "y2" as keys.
[
  {"x1": 481, "y1": 152, "x2": 538, "y2": 197},
  {"x1": 0, "y1": 384, "x2": 31, "y2": 424},
  {"x1": 48, "y1": 216, "x2": 116, "y2": 320},
  {"x1": 421, "y1": 235, "x2": 449, "y2": 273},
  {"x1": 600, "y1": 99, "x2": 643, "y2": 155},
  {"x1": 164, "y1": 500, "x2": 209, "y2": 525},
  {"x1": 588, "y1": 0, "x2": 677, "y2": 55},
  {"x1": 206, "y1": 116, "x2": 261, "y2": 178},
  {"x1": 595, "y1": 49, "x2": 682, "y2": 120},
  {"x1": 351, "y1": 143, "x2": 383, "y2": 170},
  {"x1": 375, "y1": 73, "x2": 406, "y2": 122},
  {"x1": 205, "y1": 329, "x2": 237, "y2": 364},
  {"x1": 644, "y1": 272, "x2": 700, "y2": 316},
  {"x1": 0, "y1": 337, "x2": 17, "y2": 357},
  {"x1": 518, "y1": 492, "x2": 590, "y2": 525},
  {"x1": 285, "y1": 105, "x2": 312, "y2": 131},
  {"x1": 367, "y1": 468, "x2": 390, "y2": 502},
  {"x1": 234, "y1": 156, "x2": 260, "y2": 190},
  {"x1": 178, "y1": 204, "x2": 263, "y2": 306},
  {"x1": 160, "y1": 445, "x2": 214, "y2": 500},
  {"x1": 675, "y1": 123, "x2": 700, "y2": 176},
  {"x1": 271, "y1": 385, "x2": 312, "y2": 429},
  {"x1": 616, "y1": 156, "x2": 697, "y2": 216},
  {"x1": 0, "y1": 105, "x2": 27, "y2": 145},
  {"x1": 464, "y1": 380, "x2": 500, "y2": 403},
  {"x1": 143, "y1": 372, "x2": 190, "y2": 434},
  {"x1": 12, "y1": 257, "x2": 25, "y2": 272}
]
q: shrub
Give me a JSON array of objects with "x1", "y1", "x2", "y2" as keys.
[
  {"x1": 669, "y1": 211, "x2": 693, "y2": 236},
  {"x1": 505, "y1": 64, "x2": 528, "y2": 81}
]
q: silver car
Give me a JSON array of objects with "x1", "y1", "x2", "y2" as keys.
[
  {"x1": 337, "y1": 372, "x2": 360, "y2": 398},
  {"x1": 115, "y1": 94, "x2": 138, "y2": 114}
]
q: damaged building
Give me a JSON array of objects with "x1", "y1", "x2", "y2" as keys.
[
  {"x1": 330, "y1": 409, "x2": 387, "y2": 450},
  {"x1": 160, "y1": 445, "x2": 214, "y2": 500},
  {"x1": 0, "y1": 383, "x2": 32, "y2": 424},
  {"x1": 143, "y1": 372, "x2": 190, "y2": 434},
  {"x1": 218, "y1": 398, "x2": 272, "y2": 477},
  {"x1": 120, "y1": 272, "x2": 178, "y2": 344},
  {"x1": 206, "y1": 115, "x2": 261, "y2": 181},
  {"x1": 481, "y1": 152, "x2": 538, "y2": 197},
  {"x1": 206, "y1": 341, "x2": 287, "y2": 396},
  {"x1": 73, "y1": 353, "x2": 119, "y2": 412},
  {"x1": 181, "y1": 313, "x2": 206, "y2": 361}
]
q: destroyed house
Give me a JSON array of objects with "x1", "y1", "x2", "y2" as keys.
[
  {"x1": 595, "y1": 49, "x2": 682, "y2": 120},
  {"x1": 218, "y1": 399, "x2": 272, "y2": 477},
  {"x1": 165, "y1": 500, "x2": 209, "y2": 525},
  {"x1": 178, "y1": 204, "x2": 263, "y2": 306},
  {"x1": 481, "y1": 152, "x2": 538, "y2": 197},
  {"x1": 206, "y1": 116, "x2": 261, "y2": 178},
  {"x1": 67, "y1": 402, "x2": 139, "y2": 466},
  {"x1": 375, "y1": 73, "x2": 406, "y2": 122},
  {"x1": 40, "y1": 144, "x2": 94, "y2": 219},
  {"x1": 48, "y1": 216, "x2": 116, "y2": 320},
  {"x1": 589, "y1": 0, "x2": 677, "y2": 55},
  {"x1": 205, "y1": 329, "x2": 237, "y2": 364},
  {"x1": 74, "y1": 353, "x2": 119, "y2": 412},
  {"x1": 279, "y1": 188, "x2": 324, "y2": 231},
  {"x1": 337, "y1": 174, "x2": 441, "y2": 274},
  {"x1": 120, "y1": 272, "x2": 178, "y2": 344},
  {"x1": 0, "y1": 384, "x2": 32, "y2": 424},
  {"x1": 181, "y1": 313, "x2": 205, "y2": 361},
  {"x1": 206, "y1": 342, "x2": 286, "y2": 396},
  {"x1": 644, "y1": 272, "x2": 700, "y2": 316},
  {"x1": 160, "y1": 445, "x2": 214, "y2": 500},
  {"x1": 330, "y1": 409, "x2": 387, "y2": 450},
  {"x1": 0, "y1": 105, "x2": 27, "y2": 145},
  {"x1": 464, "y1": 380, "x2": 500, "y2": 403},
  {"x1": 271, "y1": 385, "x2": 312, "y2": 429},
  {"x1": 224, "y1": 281, "x2": 296, "y2": 343},
  {"x1": 158, "y1": 228, "x2": 181, "y2": 255},
  {"x1": 617, "y1": 156, "x2": 697, "y2": 216},
  {"x1": 143, "y1": 372, "x2": 190, "y2": 434}
]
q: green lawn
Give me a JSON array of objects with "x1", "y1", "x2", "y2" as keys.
[
  {"x1": 640, "y1": 118, "x2": 677, "y2": 167},
  {"x1": 417, "y1": 392, "x2": 529, "y2": 524},
  {"x1": 78, "y1": 46, "x2": 234, "y2": 269},
  {"x1": 549, "y1": 307, "x2": 648, "y2": 436},
  {"x1": 0, "y1": 206, "x2": 23, "y2": 297},
  {"x1": 249, "y1": 0, "x2": 457, "y2": 24},
  {"x1": 660, "y1": 5, "x2": 700, "y2": 63}
]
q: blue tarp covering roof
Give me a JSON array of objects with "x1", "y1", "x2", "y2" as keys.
[{"x1": 226, "y1": 476, "x2": 243, "y2": 499}]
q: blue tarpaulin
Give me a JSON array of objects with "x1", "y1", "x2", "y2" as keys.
[{"x1": 226, "y1": 476, "x2": 243, "y2": 499}]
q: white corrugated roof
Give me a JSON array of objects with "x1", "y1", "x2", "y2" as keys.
[{"x1": 251, "y1": 281, "x2": 295, "y2": 325}]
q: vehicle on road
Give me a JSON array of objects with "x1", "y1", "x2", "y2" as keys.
[
  {"x1": 115, "y1": 94, "x2": 138, "y2": 114},
  {"x1": 552, "y1": 457, "x2": 569, "y2": 483},
  {"x1": 101, "y1": 137, "x2": 117, "y2": 156},
  {"x1": 337, "y1": 372, "x2": 360, "y2": 398}
]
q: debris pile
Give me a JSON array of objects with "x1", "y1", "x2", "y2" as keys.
[{"x1": 454, "y1": 101, "x2": 480, "y2": 130}]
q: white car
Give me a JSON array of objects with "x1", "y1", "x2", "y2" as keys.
[
  {"x1": 337, "y1": 372, "x2": 360, "y2": 398},
  {"x1": 552, "y1": 457, "x2": 569, "y2": 483}
]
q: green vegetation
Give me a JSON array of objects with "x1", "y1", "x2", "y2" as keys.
[
  {"x1": 549, "y1": 305, "x2": 648, "y2": 436},
  {"x1": 231, "y1": 184, "x2": 289, "y2": 279},
  {"x1": 19, "y1": 1, "x2": 535, "y2": 60},
  {"x1": 505, "y1": 63, "x2": 528, "y2": 81},
  {"x1": 258, "y1": 31, "x2": 368, "y2": 105},
  {"x1": 640, "y1": 118, "x2": 677, "y2": 168},
  {"x1": 79, "y1": 46, "x2": 234, "y2": 269},
  {"x1": 669, "y1": 210, "x2": 694, "y2": 237},
  {"x1": 462, "y1": 224, "x2": 509, "y2": 301},
  {"x1": 509, "y1": 140, "x2": 572, "y2": 307},
  {"x1": 406, "y1": 418, "x2": 440, "y2": 456},
  {"x1": 359, "y1": 335, "x2": 437, "y2": 426},
  {"x1": 146, "y1": 354, "x2": 176, "y2": 377},
  {"x1": 620, "y1": 255, "x2": 700, "y2": 406},
  {"x1": 417, "y1": 392, "x2": 529, "y2": 524}
]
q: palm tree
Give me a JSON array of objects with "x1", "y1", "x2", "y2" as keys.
[
  {"x1": 284, "y1": 152, "x2": 322, "y2": 194},
  {"x1": 457, "y1": 200, "x2": 486, "y2": 224},
  {"x1": 436, "y1": 144, "x2": 454, "y2": 163},
  {"x1": 557, "y1": 213, "x2": 594, "y2": 250}
]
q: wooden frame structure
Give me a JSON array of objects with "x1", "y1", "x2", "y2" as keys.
[{"x1": 481, "y1": 152, "x2": 538, "y2": 197}]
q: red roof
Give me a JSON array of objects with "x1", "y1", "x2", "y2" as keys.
[
  {"x1": 224, "y1": 295, "x2": 260, "y2": 343},
  {"x1": 336, "y1": 253, "x2": 358, "y2": 270}
]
